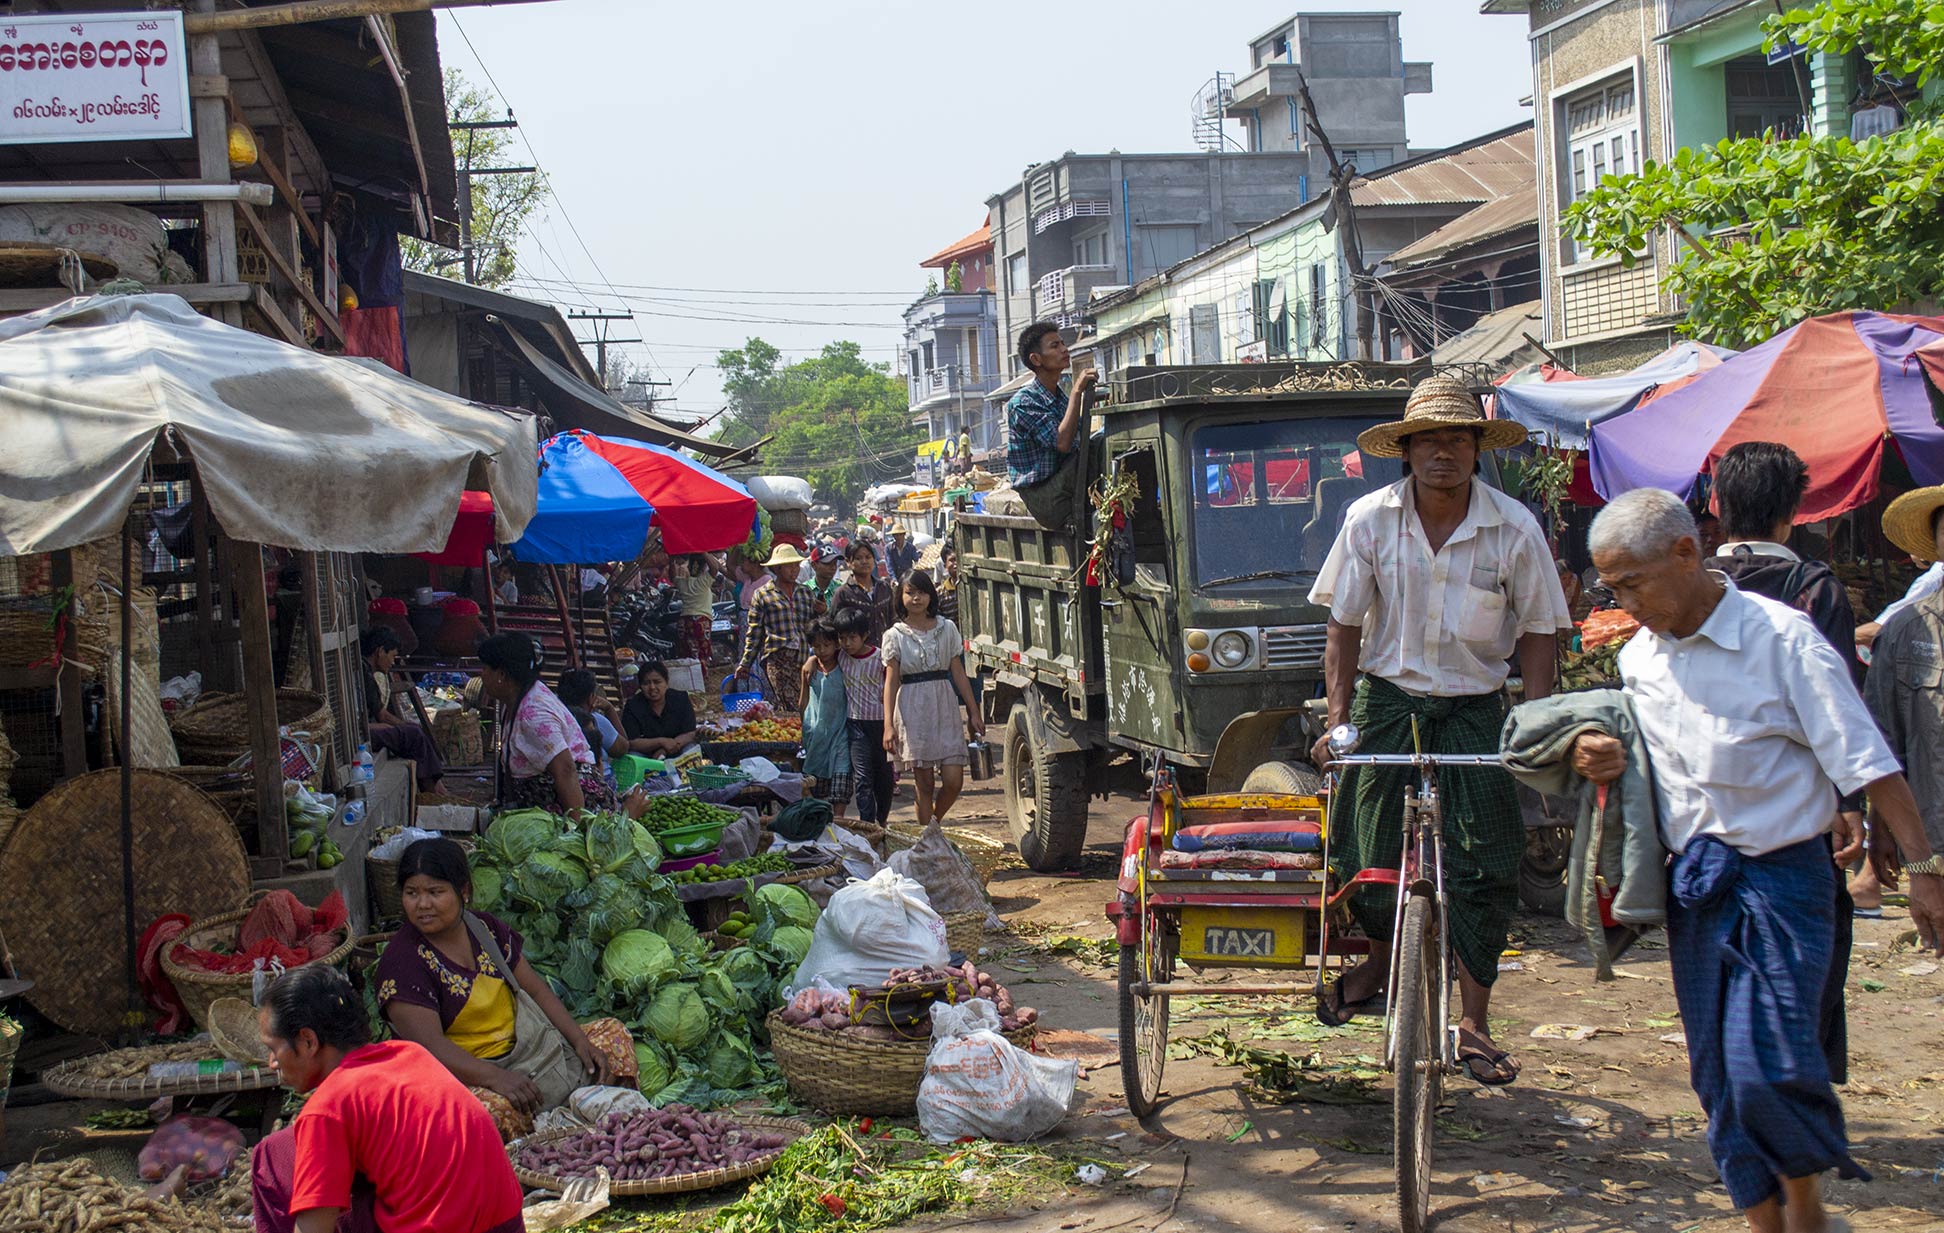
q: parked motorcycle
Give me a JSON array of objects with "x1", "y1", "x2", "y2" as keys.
[{"x1": 611, "y1": 583, "x2": 684, "y2": 661}]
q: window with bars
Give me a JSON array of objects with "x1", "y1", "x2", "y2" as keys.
[{"x1": 1562, "y1": 77, "x2": 1640, "y2": 263}]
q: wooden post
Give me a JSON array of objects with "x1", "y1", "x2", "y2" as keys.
[
  {"x1": 190, "y1": 0, "x2": 240, "y2": 321},
  {"x1": 50, "y1": 552, "x2": 88, "y2": 779},
  {"x1": 191, "y1": 485, "x2": 215, "y2": 678},
  {"x1": 227, "y1": 537, "x2": 288, "y2": 873},
  {"x1": 299, "y1": 553, "x2": 328, "y2": 695}
]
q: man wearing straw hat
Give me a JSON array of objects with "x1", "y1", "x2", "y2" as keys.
[
  {"x1": 1864, "y1": 485, "x2": 1944, "y2": 908},
  {"x1": 736, "y1": 543, "x2": 816, "y2": 711},
  {"x1": 1307, "y1": 375, "x2": 1569, "y2": 1085}
]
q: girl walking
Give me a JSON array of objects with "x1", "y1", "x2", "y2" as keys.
[
  {"x1": 798, "y1": 618, "x2": 852, "y2": 817},
  {"x1": 834, "y1": 606, "x2": 894, "y2": 826},
  {"x1": 882, "y1": 570, "x2": 984, "y2": 826}
]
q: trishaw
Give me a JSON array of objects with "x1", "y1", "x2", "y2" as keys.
[{"x1": 1108, "y1": 724, "x2": 1500, "y2": 1233}]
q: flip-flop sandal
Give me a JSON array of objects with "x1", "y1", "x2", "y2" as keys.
[
  {"x1": 1315, "y1": 979, "x2": 1383, "y2": 1027},
  {"x1": 1852, "y1": 906, "x2": 1884, "y2": 919},
  {"x1": 1457, "y1": 1040, "x2": 1520, "y2": 1086}
]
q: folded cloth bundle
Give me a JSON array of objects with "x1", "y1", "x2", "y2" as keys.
[
  {"x1": 1157, "y1": 848, "x2": 1322, "y2": 871},
  {"x1": 1173, "y1": 820, "x2": 1321, "y2": 853}
]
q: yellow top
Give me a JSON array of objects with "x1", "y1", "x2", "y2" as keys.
[{"x1": 447, "y1": 972, "x2": 517, "y2": 1060}]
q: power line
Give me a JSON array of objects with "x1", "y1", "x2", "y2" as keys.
[{"x1": 448, "y1": 14, "x2": 672, "y2": 384}]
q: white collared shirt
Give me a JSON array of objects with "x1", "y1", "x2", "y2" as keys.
[
  {"x1": 1620, "y1": 578, "x2": 1901, "y2": 856},
  {"x1": 1714, "y1": 539, "x2": 1798, "y2": 562},
  {"x1": 1309, "y1": 477, "x2": 1570, "y2": 696}
]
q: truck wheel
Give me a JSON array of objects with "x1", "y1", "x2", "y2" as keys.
[
  {"x1": 1239, "y1": 760, "x2": 1325, "y2": 796},
  {"x1": 1005, "y1": 704, "x2": 1089, "y2": 872}
]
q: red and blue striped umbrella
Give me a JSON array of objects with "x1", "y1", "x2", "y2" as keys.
[{"x1": 510, "y1": 429, "x2": 757, "y2": 563}]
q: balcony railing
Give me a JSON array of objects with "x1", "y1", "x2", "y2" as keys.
[
  {"x1": 908, "y1": 363, "x2": 998, "y2": 405},
  {"x1": 1033, "y1": 263, "x2": 1119, "y2": 317}
]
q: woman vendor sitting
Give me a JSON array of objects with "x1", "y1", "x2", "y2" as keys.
[
  {"x1": 361, "y1": 627, "x2": 444, "y2": 794},
  {"x1": 373, "y1": 838, "x2": 637, "y2": 1139},
  {"x1": 476, "y1": 632, "x2": 615, "y2": 813},
  {"x1": 619, "y1": 659, "x2": 699, "y2": 757},
  {"x1": 250, "y1": 964, "x2": 523, "y2": 1233}
]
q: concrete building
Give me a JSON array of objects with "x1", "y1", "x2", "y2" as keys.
[
  {"x1": 1481, "y1": 0, "x2": 1897, "y2": 370},
  {"x1": 1087, "y1": 124, "x2": 1537, "y2": 373},
  {"x1": 902, "y1": 221, "x2": 1001, "y2": 483},
  {"x1": 985, "y1": 10, "x2": 1436, "y2": 394}
]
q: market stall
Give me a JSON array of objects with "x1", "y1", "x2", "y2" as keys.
[{"x1": 0, "y1": 292, "x2": 537, "y2": 1036}]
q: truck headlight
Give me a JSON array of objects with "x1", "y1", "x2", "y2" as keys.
[{"x1": 1211, "y1": 630, "x2": 1252, "y2": 669}]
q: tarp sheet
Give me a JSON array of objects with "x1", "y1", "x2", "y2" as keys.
[
  {"x1": 1493, "y1": 341, "x2": 1735, "y2": 449},
  {"x1": 0, "y1": 294, "x2": 536, "y2": 555}
]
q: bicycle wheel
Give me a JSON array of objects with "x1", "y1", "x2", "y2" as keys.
[
  {"x1": 1117, "y1": 913, "x2": 1172, "y2": 1117},
  {"x1": 1391, "y1": 893, "x2": 1441, "y2": 1233}
]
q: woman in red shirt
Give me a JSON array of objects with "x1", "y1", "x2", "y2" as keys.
[{"x1": 251, "y1": 964, "x2": 525, "y2": 1233}]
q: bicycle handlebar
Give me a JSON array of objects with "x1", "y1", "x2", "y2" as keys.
[{"x1": 1326, "y1": 753, "x2": 1504, "y2": 769}]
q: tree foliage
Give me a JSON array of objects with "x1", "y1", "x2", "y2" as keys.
[
  {"x1": 401, "y1": 69, "x2": 549, "y2": 290},
  {"x1": 1562, "y1": 0, "x2": 1944, "y2": 347},
  {"x1": 716, "y1": 339, "x2": 920, "y2": 509}
]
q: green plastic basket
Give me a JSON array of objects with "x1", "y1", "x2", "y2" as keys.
[
  {"x1": 613, "y1": 754, "x2": 665, "y2": 794},
  {"x1": 658, "y1": 818, "x2": 728, "y2": 857},
  {"x1": 686, "y1": 765, "x2": 751, "y2": 791}
]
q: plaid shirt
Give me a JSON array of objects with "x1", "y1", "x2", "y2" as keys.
[
  {"x1": 1005, "y1": 378, "x2": 1068, "y2": 487},
  {"x1": 738, "y1": 579, "x2": 815, "y2": 674}
]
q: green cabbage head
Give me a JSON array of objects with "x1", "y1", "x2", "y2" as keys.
[
  {"x1": 469, "y1": 865, "x2": 505, "y2": 913},
  {"x1": 633, "y1": 1039, "x2": 672, "y2": 1097},
  {"x1": 768, "y1": 925, "x2": 814, "y2": 966},
  {"x1": 482, "y1": 809, "x2": 558, "y2": 866},
  {"x1": 752, "y1": 883, "x2": 819, "y2": 930},
  {"x1": 644, "y1": 981, "x2": 710, "y2": 1052},
  {"x1": 585, "y1": 812, "x2": 661, "y2": 874},
  {"x1": 601, "y1": 929, "x2": 676, "y2": 995}
]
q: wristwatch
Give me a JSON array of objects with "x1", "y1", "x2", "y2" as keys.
[{"x1": 1905, "y1": 854, "x2": 1944, "y2": 877}]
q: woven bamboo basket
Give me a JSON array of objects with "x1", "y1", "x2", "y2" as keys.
[
  {"x1": 368, "y1": 838, "x2": 474, "y2": 923},
  {"x1": 0, "y1": 598, "x2": 61, "y2": 668},
  {"x1": 941, "y1": 910, "x2": 994, "y2": 956},
  {"x1": 169, "y1": 689, "x2": 332, "y2": 764},
  {"x1": 160, "y1": 907, "x2": 355, "y2": 1033},
  {"x1": 765, "y1": 1009, "x2": 1038, "y2": 1116},
  {"x1": 702, "y1": 930, "x2": 744, "y2": 951},
  {"x1": 509, "y1": 1115, "x2": 810, "y2": 1197},
  {"x1": 164, "y1": 765, "x2": 256, "y2": 824}
]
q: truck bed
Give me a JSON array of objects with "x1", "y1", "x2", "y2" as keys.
[{"x1": 956, "y1": 509, "x2": 1102, "y2": 709}]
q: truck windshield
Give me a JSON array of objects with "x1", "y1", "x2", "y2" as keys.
[{"x1": 1190, "y1": 417, "x2": 1402, "y2": 591}]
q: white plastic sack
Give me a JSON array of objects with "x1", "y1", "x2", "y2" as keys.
[
  {"x1": 825, "y1": 823, "x2": 886, "y2": 882},
  {"x1": 747, "y1": 475, "x2": 814, "y2": 512},
  {"x1": 0, "y1": 204, "x2": 195, "y2": 285},
  {"x1": 917, "y1": 998, "x2": 1077, "y2": 1144},
  {"x1": 788, "y1": 869, "x2": 947, "y2": 996},
  {"x1": 569, "y1": 1085, "x2": 653, "y2": 1123},
  {"x1": 369, "y1": 825, "x2": 442, "y2": 861}
]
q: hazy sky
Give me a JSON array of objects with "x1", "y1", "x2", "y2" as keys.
[{"x1": 436, "y1": 1, "x2": 1532, "y2": 421}]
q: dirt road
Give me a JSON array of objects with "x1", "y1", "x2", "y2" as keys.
[{"x1": 922, "y1": 778, "x2": 1944, "y2": 1233}]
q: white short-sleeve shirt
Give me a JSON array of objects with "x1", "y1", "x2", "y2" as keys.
[
  {"x1": 1620, "y1": 579, "x2": 1902, "y2": 856},
  {"x1": 1307, "y1": 478, "x2": 1570, "y2": 697}
]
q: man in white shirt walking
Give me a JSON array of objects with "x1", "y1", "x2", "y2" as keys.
[
  {"x1": 1572, "y1": 488, "x2": 1942, "y2": 1233},
  {"x1": 1307, "y1": 376, "x2": 1570, "y2": 1085}
]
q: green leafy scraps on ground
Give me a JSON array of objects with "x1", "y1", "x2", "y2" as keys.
[
  {"x1": 562, "y1": 1125, "x2": 1091, "y2": 1233},
  {"x1": 1171, "y1": 1027, "x2": 1384, "y2": 1105},
  {"x1": 1004, "y1": 927, "x2": 1117, "y2": 968}
]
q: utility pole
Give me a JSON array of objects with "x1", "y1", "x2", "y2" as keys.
[
  {"x1": 567, "y1": 311, "x2": 643, "y2": 390},
  {"x1": 1296, "y1": 74, "x2": 1376, "y2": 361},
  {"x1": 452, "y1": 114, "x2": 534, "y2": 285}
]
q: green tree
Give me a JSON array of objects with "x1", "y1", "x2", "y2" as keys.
[
  {"x1": 1562, "y1": 1, "x2": 1944, "y2": 347},
  {"x1": 715, "y1": 338, "x2": 920, "y2": 508},
  {"x1": 401, "y1": 68, "x2": 549, "y2": 289}
]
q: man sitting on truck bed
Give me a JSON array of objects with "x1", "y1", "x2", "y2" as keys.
[
  {"x1": 1307, "y1": 375, "x2": 1569, "y2": 1087},
  {"x1": 1004, "y1": 321, "x2": 1097, "y2": 528}
]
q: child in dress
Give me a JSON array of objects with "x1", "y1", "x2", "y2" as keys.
[
  {"x1": 881, "y1": 570, "x2": 985, "y2": 827},
  {"x1": 798, "y1": 618, "x2": 851, "y2": 817},
  {"x1": 834, "y1": 606, "x2": 895, "y2": 826}
]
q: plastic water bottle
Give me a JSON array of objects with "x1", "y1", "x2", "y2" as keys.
[
  {"x1": 355, "y1": 743, "x2": 375, "y2": 783},
  {"x1": 343, "y1": 799, "x2": 365, "y2": 828},
  {"x1": 148, "y1": 1059, "x2": 244, "y2": 1080}
]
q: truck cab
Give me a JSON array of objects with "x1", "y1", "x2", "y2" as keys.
[{"x1": 960, "y1": 363, "x2": 1466, "y2": 871}]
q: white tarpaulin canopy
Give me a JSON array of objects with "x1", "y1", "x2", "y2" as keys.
[{"x1": 0, "y1": 294, "x2": 537, "y2": 555}]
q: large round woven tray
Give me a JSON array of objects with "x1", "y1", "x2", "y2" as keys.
[
  {"x1": 509, "y1": 1115, "x2": 810, "y2": 1197},
  {"x1": 0, "y1": 769, "x2": 249, "y2": 1037},
  {"x1": 41, "y1": 1049, "x2": 278, "y2": 1102},
  {"x1": 766, "y1": 1010, "x2": 1038, "y2": 1116},
  {"x1": 161, "y1": 906, "x2": 355, "y2": 1033}
]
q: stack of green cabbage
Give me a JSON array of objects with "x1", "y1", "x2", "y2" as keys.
[{"x1": 464, "y1": 808, "x2": 822, "y2": 1107}]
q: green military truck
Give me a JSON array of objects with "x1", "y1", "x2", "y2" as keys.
[{"x1": 958, "y1": 363, "x2": 1429, "y2": 871}]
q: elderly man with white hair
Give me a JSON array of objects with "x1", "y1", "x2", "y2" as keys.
[{"x1": 1572, "y1": 488, "x2": 1942, "y2": 1233}]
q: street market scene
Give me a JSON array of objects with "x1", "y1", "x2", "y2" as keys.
[{"x1": 0, "y1": 1, "x2": 1942, "y2": 1232}]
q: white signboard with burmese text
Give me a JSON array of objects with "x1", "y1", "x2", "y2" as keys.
[{"x1": 0, "y1": 11, "x2": 191, "y2": 144}]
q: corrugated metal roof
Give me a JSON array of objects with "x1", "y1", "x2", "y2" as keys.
[
  {"x1": 1385, "y1": 191, "x2": 1539, "y2": 270},
  {"x1": 1349, "y1": 125, "x2": 1535, "y2": 207},
  {"x1": 1430, "y1": 300, "x2": 1543, "y2": 369},
  {"x1": 921, "y1": 219, "x2": 992, "y2": 268}
]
